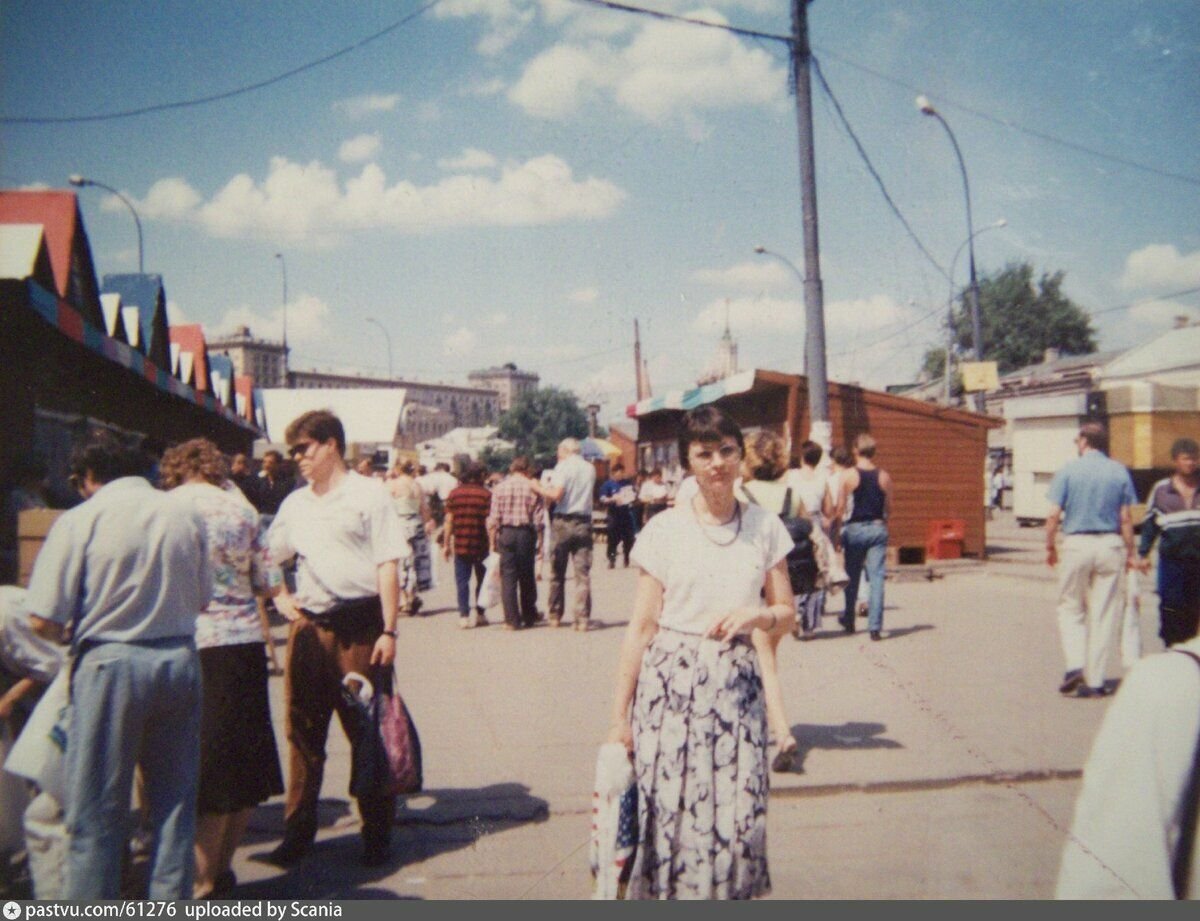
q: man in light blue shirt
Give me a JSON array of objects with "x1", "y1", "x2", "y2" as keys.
[
  {"x1": 27, "y1": 431, "x2": 211, "y2": 899},
  {"x1": 1045, "y1": 422, "x2": 1138, "y2": 698},
  {"x1": 538, "y1": 438, "x2": 596, "y2": 631}
]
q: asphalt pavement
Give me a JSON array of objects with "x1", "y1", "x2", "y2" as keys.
[{"x1": 226, "y1": 511, "x2": 1166, "y2": 899}]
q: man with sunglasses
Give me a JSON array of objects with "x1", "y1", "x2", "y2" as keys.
[{"x1": 266, "y1": 410, "x2": 410, "y2": 868}]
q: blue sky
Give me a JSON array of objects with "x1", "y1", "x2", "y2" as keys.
[{"x1": 3, "y1": 0, "x2": 1198, "y2": 423}]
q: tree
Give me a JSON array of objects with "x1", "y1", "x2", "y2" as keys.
[
  {"x1": 921, "y1": 261, "x2": 1097, "y2": 376},
  {"x1": 496, "y1": 386, "x2": 590, "y2": 461},
  {"x1": 477, "y1": 443, "x2": 514, "y2": 474}
]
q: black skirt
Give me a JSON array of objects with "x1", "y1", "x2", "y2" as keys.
[{"x1": 198, "y1": 642, "x2": 284, "y2": 815}]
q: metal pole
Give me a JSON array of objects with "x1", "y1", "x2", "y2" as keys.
[
  {"x1": 791, "y1": 0, "x2": 829, "y2": 448},
  {"x1": 945, "y1": 220, "x2": 1006, "y2": 406},
  {"x1": 917, "y1": 102, "x2": 984, "y2": 411},
  {"x1": 365, "y1": 317, "x2": 393, "y2": 381},
  {"x1": 68, "y1": 175, "x2": 143, "y2": 273},
  {"x1": 753, "y1": 246, "x2": 807, "y2": 375}
]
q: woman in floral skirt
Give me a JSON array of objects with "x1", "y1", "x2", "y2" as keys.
[{"x1": 606, "y1": 406, "x2": 795, "y2": 899}]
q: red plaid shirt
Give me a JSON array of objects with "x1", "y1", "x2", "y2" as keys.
[
  {"x1": 486, "y1": 474, "x2": 543, "y2": 533},
  {"x1": 445, "y1": 484, "x2": 492, "y2": 560}
]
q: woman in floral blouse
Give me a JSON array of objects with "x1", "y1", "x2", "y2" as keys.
[{"x1": 160, "y1": 439, "x2": 283, "y2": 899}]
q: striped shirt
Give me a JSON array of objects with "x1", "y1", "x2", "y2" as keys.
[
  {"x1": 445, "y1": 483, "x2": 492, "y2": 560},
  {"x1": 1138, "y1": 477, "x2": 1200, "y2": 562},
  {"x1": 486, "y1": 474, "x2": 544, "y2": 533}
]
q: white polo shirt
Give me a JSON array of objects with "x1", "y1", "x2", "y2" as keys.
[
  {"x1": 550, "y1": 454, "x2": 596, "y2": 517},
  {"x1": 268, "y1": 471, "x2": 410, "y2": 614}
]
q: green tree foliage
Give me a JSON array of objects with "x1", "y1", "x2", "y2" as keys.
[
  {"x1": 921, "y1": 261, "x2": 1097, "y2": 376},
  {"x1": 477, "y1": 443, "x2": 515, "y2": 474},
  {"x1": 496, "y1": 386, "x2": 590, "y2": 460}
]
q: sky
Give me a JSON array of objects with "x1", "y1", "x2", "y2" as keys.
[{"x1": 3, "y1": 0, "x2": 1198, "y2": 425}]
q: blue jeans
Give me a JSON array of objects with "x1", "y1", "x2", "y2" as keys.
[
  {"x1": 454, "y1": 555, "x2": 487, "y2": 617},
  {"x1": 842, "y1": 521, "x2": 888, "y2": 633},
  {"x1": 65, "y1": 637, "x2": 201, "y2": 900},
  {"x1": 1157, "y1": 556, "x2": 1200, "y2": 647}
]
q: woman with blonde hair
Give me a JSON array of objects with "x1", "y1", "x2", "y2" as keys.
[
  {"x1": 386, "y1": 460, "x2": 433, "y2": 615},
  {"x1": 159, "y1": 439, "x2": 283, "y2": 899},
  {"x1": 738, "y1": 430, "x2": 825, "y2": 772},
  {"x1": 607, "y1": 407, "x2": 794, "y2": 899}
]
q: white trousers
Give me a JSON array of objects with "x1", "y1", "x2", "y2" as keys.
[{"x1": 1056, "y1": 534, "x2": 1126, "y2": 688}]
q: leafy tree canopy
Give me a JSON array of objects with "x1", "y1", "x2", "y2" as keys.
[
  {"x1": 921, "y1": 261, "x2": 1097, "y2": 376},
  {"x1": 495, "y1": 386, "x2": 590, "y2": 461}
]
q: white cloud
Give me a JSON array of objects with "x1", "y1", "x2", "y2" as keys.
[
  {"x1": 433, "y1": 0, "x2": 535, "y2": 55},
  {"x1": 568, "y1": 286, "x2": 600, "y2": 303},
  {"x1": 217, "y1": 293, "x2": 331, "y2": 345},
  {"x1": 436, "y1": 148, "x2": 498, "y2": 171},
  {"x1": 1118, "y1": 244, "x2": 1200, "y2": 291},
  {"x1": 332, "y1": 93, "x2": 401, "y2": 120},
  {"x1": 694, "y1": 296, "x2": 802, "y2": 333},
  {"x1": 824, "y1": 294, "x2": 914, "y2": 334},
  {"x1": 443, "y1": 326, "x2": 478, "y2": 356},
  {"x1": 141, "y1": 153, "x2": 625, "y2": 245},
  {"x1": 691, "y1": 260, "x2": 793, "y2": 292},
  {"x1": 338, "y1": 134, "x2": 382, "y2": 164},
  {"x1": 507, "y1": 11, "x2": 787, "y2": 128},
  {"x1": 123, "y1": 177, "x2": 203, "y2": 220}
]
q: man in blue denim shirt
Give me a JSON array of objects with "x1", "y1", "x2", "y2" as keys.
[{"x1": 1045, "y1": 421, "x2": 1138, "y2": 698}]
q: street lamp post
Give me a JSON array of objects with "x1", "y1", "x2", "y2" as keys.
[
  {"x1": 944, "y1": 219, "x2": 1007, "y2": 404},
  {"x1": 365, "y1": 317, "x2": 393, "y2": 381},
  {"x1": 274, "y1": 252, "x2": 290, "y2": 386},
  {"x1": 68, "y1": 174, "x2": 144, "y2": 273},
  {"x1": 754, "y1": 246, "x2": 810, "y2": 376},
  {"x1": 916, "y1": 95, "x2": 986, "y2": 411}
]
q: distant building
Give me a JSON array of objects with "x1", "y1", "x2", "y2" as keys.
[
  {"x1": 207, "y1": 325, "x2": 289, "y2": 388},
  {"x1": 696, "y1": 309, "x2": 739, "y2": 386},
  {"x1": 468, "y1": 362, "x2": 540, "y2": 412}
]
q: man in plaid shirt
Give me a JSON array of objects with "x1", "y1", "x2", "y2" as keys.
[{"x1": 486, "y1": 456, "x2": 544, "y2": 630}]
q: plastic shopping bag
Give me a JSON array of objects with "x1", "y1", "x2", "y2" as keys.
[{"x1": 480, "y1": 552, "x2": 502, "y2": 609}]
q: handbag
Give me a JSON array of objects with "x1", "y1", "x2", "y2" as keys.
[
  {"x1": 590, "y1": 742, "x2": 638, "y2": 899},
  {"x1": 343, "y1": 667, "x2": 423, "y2": 799}
]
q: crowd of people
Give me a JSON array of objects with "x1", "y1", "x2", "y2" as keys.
[{"x1": 0, "y1": 409, "x2": 1196, "y2": 900}]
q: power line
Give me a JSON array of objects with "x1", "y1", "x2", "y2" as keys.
[
  {"x1": 0, "y1": 0, "x2": 443, "y2": 125},
  {"x1": 565, "y1": 0, "x2": 790, "y2": 45},
  {"x1": 814, "y1": 45, "x2": 1200, "y2": 189},
  {"x1": 811, "y1": 57, "x2": 950, "y2": 282}
]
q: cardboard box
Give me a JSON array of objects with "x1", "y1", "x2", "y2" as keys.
[{"x1": 18, "y1": 508, "x2": 61, "y2": 588}]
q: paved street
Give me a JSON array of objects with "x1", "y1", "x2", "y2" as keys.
[{"x1": 227, "y1": 513, "x2": 1164, "y2": 899}]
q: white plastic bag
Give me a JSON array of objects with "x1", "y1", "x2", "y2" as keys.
[
  {"x1": 480, "y1": 552, "x2": 502, "y2": 609},
  {"x1": 1121, "y1": 569, "x2": 1142, "y2": 667}
]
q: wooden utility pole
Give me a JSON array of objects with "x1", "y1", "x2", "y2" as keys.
[{"x1": 792, "y1": 0, "x2": 830, "y2": 450}]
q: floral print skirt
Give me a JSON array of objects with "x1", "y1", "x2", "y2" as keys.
[{"x1": 627, "y1": 628, "x2": 771, "y2": 900}]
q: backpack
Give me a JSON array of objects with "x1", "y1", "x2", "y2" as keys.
[{"x1": 744, "y1": 484, "x2": 818, "y2": 595}]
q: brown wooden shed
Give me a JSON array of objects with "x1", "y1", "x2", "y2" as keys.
[{"x1": 629, "y1": 369, "x2": 1002, "y2": 560}]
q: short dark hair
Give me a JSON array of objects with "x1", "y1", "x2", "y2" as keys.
[
  {"x1": 677, "y1": 406, "x2": 744, "y2": 472},
  {"x1": 70, "y1": 430, "x2": 147, "y2": 485},
  {"x1": 611, "y1": 462, "x2": 625, "y2": 474},
  {"x1": 285, "y1": 410, "x2": 345, "y2": 456},
  {"x1": 263, "y1": 449, "x2": 283, "y2": 463},
  {"x1": 800, "y1": 440, "x2": 823, "y2": 468},
  {"x1": 461, "y1": 462, "x2": 486, "y2": 485},
  {"x1": 509, "y1": 455, "x2": 530, "y2": 474},
  {"x1": 1078, "y1": 421, "x2": 1108, "y2": 453},
  {"x1": 830, "y1": 446, "x2": 852, "y2": 468},
  {"x1": 854, "y1": 433, "x2": 877, "y2": 458},
  {"x1": 1171, "y1": 437, "x2": 1199, "y2": 459}
]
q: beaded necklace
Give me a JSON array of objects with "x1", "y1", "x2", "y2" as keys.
[{"x1": 690, "y1": 494, "x2": 743, "y2": 547}]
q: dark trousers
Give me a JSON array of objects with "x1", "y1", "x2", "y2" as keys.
[
  {"x1": 454, "y1": 555, "x2": 487, "y2": 616},
  {"x1": 550, "y1": 517, "x2": 592, "y2": 623},
  {"x1": 498, "y1": 526, "x2": 538, "y2": 627},
  {"x1": 606, "y1": 511, "x2": 635, "y2": 565},
  {"x1": 1158, "y1": 556, "x2": 1200, "y2": 646},
  {"x1": 283, "y1": 612, "x2": 394, "y2": 850}
]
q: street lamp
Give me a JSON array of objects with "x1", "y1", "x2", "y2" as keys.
[
  {"x1": 68, "y1": 174, "x2": 144, "y2": 273},
  {"x1": 944, "y1": 219, "x2": 1007, "y2": 404},
  {"x1": 273, "y1": 253, "x2": 288, "y2": 348},
  {"x1": 365, "y1": 317, "x2": 393, "y2": 381},
  {"x1": 915, "y1": 95, "x2": 986, "y2": 410},
  {"x1": 754, "y1": 246, "x2": 809, "y2": 375}
]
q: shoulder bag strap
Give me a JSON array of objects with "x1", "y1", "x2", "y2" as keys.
[{"x1": 1173, "y1": 649, "x2": 1200, "y2": 899}]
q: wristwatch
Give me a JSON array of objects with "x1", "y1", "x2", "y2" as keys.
[{"x1": 381, "y1": 629, "x2": 397, "y2": 638}]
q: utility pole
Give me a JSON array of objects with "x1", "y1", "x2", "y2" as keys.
[
  {"x1": 633, "y1": 319, "x2": 646, "y2": 400},
  {"x1": 791, "y1": 0, "x2": 830, "y2": 451}
]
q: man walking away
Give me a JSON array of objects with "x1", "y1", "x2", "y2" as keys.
[
  {"x1": 598, "y1": 462, "x2": 637, "y2": 569},
  {"x1": 1046, "y1": 421, "x2": 1138, "y2": 698},
  {"x1": 1137, "y1": 437, "x2": 1200, "y2": 647},
  {"x1": 266, "y1": 410, "x2": 409, "y2": 867},
  {"x1": 835, "y1": 433, "x2": 892, "y2": 641},
  {"x1": 27, "y1": 431, "x2": 212, "y2": 899},
  {"x1": 444, "y1": 463, "x2": 493, "y2": 629},
  {"x1": 538, "y1": 438, "x2": 596, "y2": 631},
  {"x1": 486, "y1": 456, "x2": 543, "y2": 630}
]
